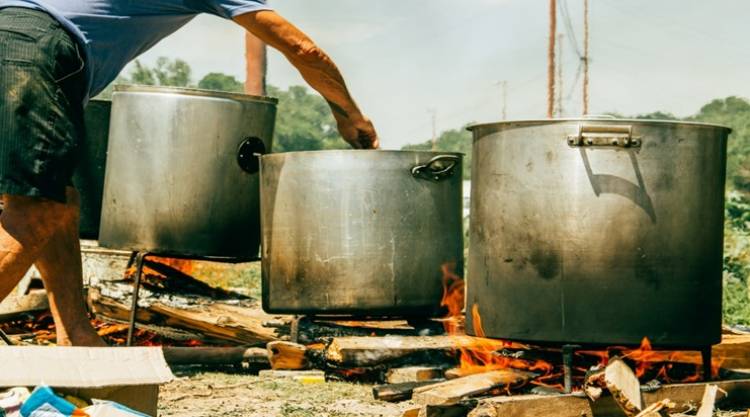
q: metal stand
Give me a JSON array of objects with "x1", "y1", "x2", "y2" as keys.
[
  {"x1": 122, "y1": 250, "x2": 260, "y2": 347},
  {"x1": 126, "y1": 251, "x2": 149, "y2": 347},
  {"x1": 562, "y1": 344, "x2": 581, "y2": 394},
  {"x1": 560, "y1": 343, "x2": 714, "y2": 392},
  {"x1": 0, "y1": 328, "x2": 13, "y2": 345},
  {"x1": 702, "y1": 345, "x2": 713, "y2": 381}
]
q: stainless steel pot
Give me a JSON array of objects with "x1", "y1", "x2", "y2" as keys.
[
  {"x1": 466, "y1": 118, "x2": 731, "y2": 347},
  {"x1": 98, "y1": 85, "x2": 277, "y2": 259},
  {"x1": 73, "y1": 99, "x2": 111, "y2": 239},
  {"x1": 261, "y1": 150, "x2": 464, "y2": 316}
]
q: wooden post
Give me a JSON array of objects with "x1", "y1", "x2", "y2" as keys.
[
  {"x1": 582, "y1": 0, "x2": 590, "y2": 115},
  {"x1": 556, "y1": 33, "x2": 564, "y2": 117},
  {"x1": 245, "y1": 32, "x2": 267, "y2": 95},
  {"x1": 547, "y1": 0, "x2": 557, "y2": 119}
]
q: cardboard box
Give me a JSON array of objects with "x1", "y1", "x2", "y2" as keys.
[{"x1": 0, "y1": 347, "x2": 174, "y2": 416}]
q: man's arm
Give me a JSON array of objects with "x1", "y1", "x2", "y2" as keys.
[{"x1": 234, "y1": 10, "x2": 379, "y2": 149}]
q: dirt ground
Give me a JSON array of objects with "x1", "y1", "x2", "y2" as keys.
[{"x1": 159, "y1": 368, "x2": 415, "y2": 417}]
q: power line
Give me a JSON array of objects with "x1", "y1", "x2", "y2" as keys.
[{"x1": 558, "y1": 0, "x2": 582, "y2": 58}]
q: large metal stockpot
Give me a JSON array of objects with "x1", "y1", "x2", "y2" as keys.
[
  {"x1": 261, "y1": 150, "x2": 464, "y2": 316},
  {"x1": 73, "y1": 99, "x2": 111, "y2": 239},
  {"x1": 466, "y1": 118, "x2": 731, "y2": 347},
  {"x1": 99, "y1": 85, "x2": 277, "y2": 259}
]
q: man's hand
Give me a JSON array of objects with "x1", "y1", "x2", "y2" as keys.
[
  {"x1": 328, "y1": 100, "x2": 379, "y2": 149},
  {"x1": 336, "y1": 113, "x2": 379, "y2": 149},
  {"x1": 234, "y1": 11, "x2": 379, "y2": 150}
]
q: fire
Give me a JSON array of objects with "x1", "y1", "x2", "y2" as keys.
[
  {"x1": 458, "y1": 304, "x2": 555, "y2": 377},
  {"x1": 439, "y1": 262, "x2": 465, "y2": 334},
  {"x1": 579, "y1": 337, "x2": 723, "y2": 382},
  {"x1": 125, "y1": 256, "x2": 195, "y2": 279},
  {"x1": 438, "y1": 263, "x2": 555, "y2": 380}
]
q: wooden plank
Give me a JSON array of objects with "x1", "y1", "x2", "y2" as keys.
[
  {"x1": 716, "y1": 335, "x2": 750, "y2": 369},
  {"x1": 604, "y1": 358, "x2": 643, "y2": 416},
  {"x1": 387, "y1": 367, "x2": 445, "y2": 384},
  {"x1": 402, "y1": 408, "x2": 421, "y2": 417},
  {"x1": 326, "y1": 336, "x2": 524, "y2": 367},
  {"x1": 412, "y1": 370, "x2": 533, "y2": 406},
  {"x1": 469, "y1": 378, "x2": 750, "y2": 417},
  {"x1": 268, "y1": 341, "x2": 308, "y2": 370},
  {"x1": 695, "y1": 385, "x2": 721, "y2": 417},
  {"x1": 88, "y1": 287, "x2": 281, "y2": 345},
  {"x1": 373, "y1": 379, "x2": 445, "y2": 402}
]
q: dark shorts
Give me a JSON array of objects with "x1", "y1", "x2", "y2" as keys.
[{"x1": 0, "y1": 7, "x2": 86, "y2": 203}]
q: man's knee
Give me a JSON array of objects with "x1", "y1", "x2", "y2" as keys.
[{"x1": 1, "y1": 194, "x2": 76, "y2": 240}]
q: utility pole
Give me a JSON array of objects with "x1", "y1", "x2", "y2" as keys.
[
  {"x1": 556, "y1": 33, "x2": 564, "y2": 117},
  {"x1": 495, "y1": 81, "x2": 508, "y2": 120},
  {"x1": 582, "y1": 0, "x2": 590, "y2": 115},
  {"x1": 547, "y1": 0, "x2": 557, "y2": 119},
  {"x1": 428, "y1": 108, "x2": 437, "y2": 150}
]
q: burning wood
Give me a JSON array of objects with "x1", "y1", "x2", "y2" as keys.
[
  {"x1": 373, "y1": 380, "x2": 446, "y2": 402},
  {"x1": 267, "y1": 341, "x2": 309, "y2": 370},
  {"x1": 412, "y1": 370, "x2": 534, "y2": 406}
]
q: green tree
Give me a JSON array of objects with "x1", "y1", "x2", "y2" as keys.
[
  {"x1": 688, "y1": 97, "x2": 750, "y2": 191},
  {"x1": 402, "y1": 128, "x2": 473, "y2": 179},
  {"x1": 634, "y1": 111, "x2": 679, "y2": 120},
  {"x1": 269, "y1": 85, "x2": 347, "y2": 152},
  {"x1": 198, "y1": 73, "x2": 244, "y2": 92},
  {"x1": 128, "y1": 57, "x2": 191, "y2": 87},
  {"x1": 153, "y1": 57, "x2": 191, "y2": 87},
  {"x1": 129, "y1": 60, "x2": 156, "y2": 85}
]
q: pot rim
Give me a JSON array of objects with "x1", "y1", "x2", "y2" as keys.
[
  {"x1": 113, "y1": 84, "x2": 279, "y2": 105},
  {"x1": 467, "y1": 117, "x2": 733, "y2": 133},
  {"x1": 261, "y1": 149, "x2": 464, "y2": 160}
]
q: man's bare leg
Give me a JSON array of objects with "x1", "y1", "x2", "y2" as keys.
[
  {"x1": 34, "y1": 187, "x2": 105, "y2": 346},
  {"x1": 0, "y1": 194, "x2": 67, "y2": 302}
]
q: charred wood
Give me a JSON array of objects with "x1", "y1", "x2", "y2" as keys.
[
  {"x1": 162, "y1": 346, "x2": 269, "y2": 367},
  {"x1": 373, "y1": 379, "x2": 445, "y2": 402},
  {"x1": 412, "y1": 370, "x2": 534, "y2": 406}
]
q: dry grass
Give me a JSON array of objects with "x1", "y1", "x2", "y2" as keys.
[{"x1": 159, "y1": 369, "x2": 413, "y2": 417}]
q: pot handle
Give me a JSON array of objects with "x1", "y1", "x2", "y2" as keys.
[
  {"x1": 411, "y1": 155, "x2": 460, "y2": 181},
  {"x1": 567, "y1": 124, "x2": 642, "y2": 148},
  {"x1": 237, "y1": 137, "x2": 267, "y2": 174}
]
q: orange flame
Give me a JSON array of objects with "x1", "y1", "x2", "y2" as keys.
[
  {"x1": 438, "y1": 263, "x2": 554, "y2": 379},
  {"x1": 440, "y1": 262, "x2": 465, "y2": 334},
  {"x1": 580, "y1": 337, "x2": 723, "y2": 382},
  {"x1": 125, "y1": 257, "x2": 195, "y2": 279},
  {"x1": 457, "y1": 304, "x2": 555, "y2": 377}
]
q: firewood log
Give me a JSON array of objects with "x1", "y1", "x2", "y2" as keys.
[
  {"x1": 267, "y1": 341, "x2": 308, "y2": 370},
  {"x1": 373, "y1": 379, "x2": 445, "y2": 402},
  {"x1": 605, "y1": 357, "x2": 643, "y2": 417},
  {"x1": 412, "y1": 370, "x2": 533, "y2": 406},
  {"x1": 162, "y1": 346, "x2": 268, "y2": 366}
]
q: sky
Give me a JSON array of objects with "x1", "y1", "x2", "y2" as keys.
[{"x1": 125, "y1": 0, "x2": 750, "y2": 149}]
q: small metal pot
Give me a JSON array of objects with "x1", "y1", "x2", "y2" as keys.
[
  {"x1": 98, "y1": 85, "x2": 277, "y2": 259},
  {"x1": 260, "y1": 150, "x2": 464, "y2": 316}
]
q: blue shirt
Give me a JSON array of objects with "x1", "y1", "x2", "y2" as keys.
[{"x1": 0, "y1": 0, "x2": 270, "y2": 100}]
